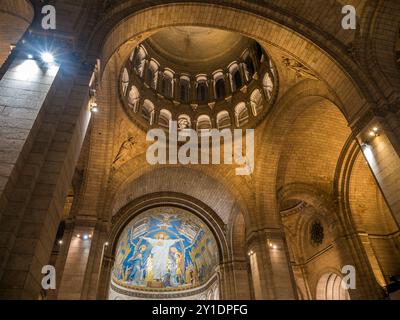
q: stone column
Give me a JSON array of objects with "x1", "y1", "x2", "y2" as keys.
[
  {"x1": 354, "y1": 108, "x2": 400, "y2": 226},
  {"x1": 247, "y1": 229, "x2": 297, "y2": 300},
  {"x1": 173, "y1": 75, "x2": 179, "y2": 101},
  {"x1": 224, "y1": 70, "x2": 232, "y2": 98},
  {"x1": 57, "y1": 223, "x2": 95, "y2": 300},
  {"x1": 0, "y1": 50, "x2": 60, "y2": 222},
  {"x1": 0, "y1": 44, "x2": 94, "y2": 299},
  {"x1": 230, "y1": 260, "x2": 252, "y2": 300},
  {"x1": 80, "y1": 222, "x2": 110, "y2": 300}
]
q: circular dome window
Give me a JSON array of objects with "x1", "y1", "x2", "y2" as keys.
[{"x1": 109, "y1": 207, "x2": 220, "y2": 300}]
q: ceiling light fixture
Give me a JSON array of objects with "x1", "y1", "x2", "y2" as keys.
[{"x1": 41, "y1": 52, "x2": 54, "y2": 64}]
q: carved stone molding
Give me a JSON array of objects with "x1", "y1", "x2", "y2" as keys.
[
  {"x1": 282, "y1": 56, "x2": 319, "y2": 80},
  {"x1": 112, "y1": 136, "x2": 136, "y2": 170}
]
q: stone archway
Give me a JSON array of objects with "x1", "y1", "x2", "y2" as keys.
[
  {"x1": 316, "y1": 272, "x2": 350, "y2": 300},
  {"x1": 97, "y1": 193, "x2": 237, "y2": 300},
  {"x1": 90, "y1": 2, "x2": 377, "y2": 120}
]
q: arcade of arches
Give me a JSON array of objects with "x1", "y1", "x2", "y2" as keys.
[{"x1": 0, "y1": 0, "x2": 399, "y2": 300}]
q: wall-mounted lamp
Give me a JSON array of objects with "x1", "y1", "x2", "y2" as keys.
[
  {"x1": 90, "y1": 102, "x2": 99, "y2": 113},
  {"x1": 369, "y1": 127, "x2": 380, "y2": 138},
  {"x1": 89, "y1": 88, "x2": 100, "y2": 113},
  {"x1": 269, "y1": 241, "x2": 278, "y2": 250}
]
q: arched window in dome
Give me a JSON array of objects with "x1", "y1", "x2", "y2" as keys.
[
  {"x1": 250, "y1": 89, "x2": 263, "y2": 116},
  {"x1": 178, "y1": 114, "x2": 191, "y2": 130},
  {"x1": 121, "y1": 68, "x2": 130, "y2": 96},
  {"x1": 159, "y1": 109, "x2": 172, "y2": 129},
  {"x1": 229, "y1": 63, "x2": 242, "y2": 92},
  {"x1": 128, "y1": 86, "x2": 140, "y2": 113},
  {"x1": 179, "y1": 77, "x2": 190, "y2": 103},
  {"x1": 235, "y1": 102, "x2": 249, "y2": 127},
  {"x1": 142, "y1": 99, "x2": 155, "y2": 125},
  {"x1": 163, "y1": 70, "x2": 174, "y2": 99},
  {"x1": 197, "y1": 115, "x2": 212, "y2": 131},
  {"x1": 217, "y1": 111, "x2": 232, "y2": 130},
  {"x1": 243, "y1": 53, "x2": 255, "y2": 81},
  {"x1": 147, "y1": 60, "x2": 159, "y2": 90},
  {"x1": 214, "y1": 72, "x2": 226, "y2": 100},
  {"x1": 263, "y1": 71, "x2": 274, "y2": 101},
  {"x1": 133, "y1": 46, "x2": 147, "y2": 77},
  {"x1": 197, "y1": 79, "x2": 208, "y2": 103},
  {"x1": 255, "y1": 42, "x2": 264, "y2": 62}
]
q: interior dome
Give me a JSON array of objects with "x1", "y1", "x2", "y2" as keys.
[
  {"x1": 120, "y1": 27, "x2": 278, "y2": 133},
  {"x1": 145, "y1": 26, "x2": 251, "y2": 73},
  {"x1": 109, "y1": 207, "x2": 220, "y2": 300}
]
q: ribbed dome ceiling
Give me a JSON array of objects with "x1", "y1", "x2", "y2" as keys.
[{"x1": 145, "y1": 26, "x2": 252, "y2": 73}]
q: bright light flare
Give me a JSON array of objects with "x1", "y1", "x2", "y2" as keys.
[{"x1": 41, "y1": 52, "x2": 54, "y2": 64}]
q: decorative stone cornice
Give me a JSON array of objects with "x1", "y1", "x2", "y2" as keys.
[{"x1": 280, "y1": 201, "x2": 309, "y2": 218}]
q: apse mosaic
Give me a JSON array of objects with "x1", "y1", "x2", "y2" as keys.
[{"x1": 112, "y1": 207, "x2": 219, "y2": 291}]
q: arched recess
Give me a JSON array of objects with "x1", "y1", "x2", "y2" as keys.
[
  {"x1": 278, "y1": 183, "x2": 381, "y2": 300},
  {"x1": 316, "y1": 272, "x2": 350, "y2": 300},
  {"x1": 254, "y1": 79, "x2": 348, "y2": 229},
  {"x1": 0, "y1": 0, "x2": 34, "y2": 66},
  {"x1": 97, "y1": 192, "x2": 232, "y2": 300},
  {"x1": 90, "y1": 158, "x2": 256, "y2": 299},
  {"x1": 268, "y1": 81, "x2": 389, "y2": 299}
]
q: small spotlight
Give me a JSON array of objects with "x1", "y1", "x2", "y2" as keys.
[
  {"x1": 83, "y1": 235, "x2": 89, "y2": 240},
  {"x1": 90, "y1": 103, "x2": 99, "y2": 113},
  {"x1": 41, "y1": 52, "x2": 54, "y2": 64},
  {"x1": 273, "y1": 245, "x2": 278, "y2": 249},
  {"x1": 369, "y1": 127, "x2": 380, "y2": 138},
  {"x1": 58, "y1": 240, "x2": 63, "y2": 245},
  {"x1": 77, "y1": 234, "x2": 81, "y2": 238},
  {"x1": 27, "y1": 54, "x2": 34, "y2": 59},
  {"x1": 89, "y1": 235, "x2": 92, "y2": 239},
  {"x1": 105, "y1": 242, "x2": 109, "y2": 247}
]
